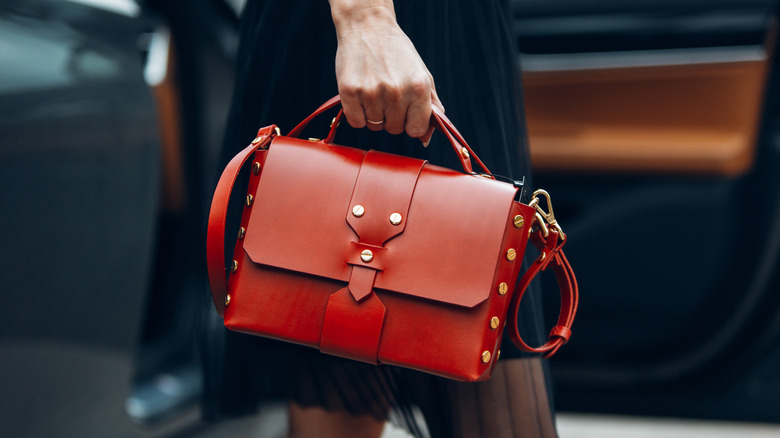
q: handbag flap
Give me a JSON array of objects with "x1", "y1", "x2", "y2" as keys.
[{"x1": 242, "y1": 137, "x2": 518, "y2": 308}]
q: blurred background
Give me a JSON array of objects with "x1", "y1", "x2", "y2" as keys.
[{"x1": 1, "y1": 0, "x2": 780, "y2": 436}]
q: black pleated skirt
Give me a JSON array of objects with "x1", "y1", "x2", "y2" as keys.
[{"x1": 206, "y1": 1, "x2": 554, "y2": 436}]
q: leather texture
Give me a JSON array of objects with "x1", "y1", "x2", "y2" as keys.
[{"x1": 207, "y1": 97, "x2": 578, "y2": 381}]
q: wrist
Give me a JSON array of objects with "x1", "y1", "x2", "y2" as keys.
[{"x1": 329, "y1": 1, "x2": 396, "y2": 36}]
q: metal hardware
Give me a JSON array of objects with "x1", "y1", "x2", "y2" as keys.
[
  {"x1": 308, "y1": 138, "x2": 320, "y2": 142},
  {"x1": 389, "y1": 213, "x2": 402, "y2": 225},
  {"x1": 534, "y1": 212, "x2": 549, "y2": 238},
  {"x1": 274, "y1": 126, "x2": 281, "y2": 136},
  {"x1": 497, "y1": 349, "x2": 501, "y2": 360},
  {"x1": 460, "y1": 147, "x2": 470, "y2": 159},
  {"x1": 481, "y1": 351, "x2": 491, "y2": 363},
  {"x1": 252, "y1": 162, "x2": 261, "y2": 175},
  {"x1": 238, "y1": 227, "x2": 245, "y2": 240},
  {"x1": 361, "y1": 250, "x2": 374, "y2": 263},
  {"x1": 513, "y1": 215, "x2": 524, "y2": 228},
  {"x1": 538, "y1": 252, "x2": 546, "y2": 263},
  {"x1": 225, "y1": 294, "x2": 231, "y2": 306},
  {"x1": 529, "y1": 189, "x2": 565, "y2": 240},
  {"x1": 498, "y1": 282, "x2": 508, "y2": 295},
  {"x1": 352, "y1": 205, "x2": 365, "y2": 217},
  {"x1": 251, "y1": 136, "x2": 263, "y2": 145},
  {"x1": 490, "y1": 317, "x2": 500, "y2": 329},
  {"x1": 330, "y1": 117, "x2": 337, "y2": 128},
  {"x1": 506, "y1": 248, "x2": 517, "y2": 261},
  {"x1": 246, "y1": 194, "x2": 254, "y2": 206},
  {"x1": 231, "y1": 260, "x2": 238, "y2": 273}
]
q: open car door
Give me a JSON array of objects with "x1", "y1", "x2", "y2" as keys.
[{"x1": 516, "y1": 0, "x2": 780, "y2": 422}]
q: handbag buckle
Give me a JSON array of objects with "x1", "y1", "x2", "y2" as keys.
[{"x1": 529, "y1": 189, "x2": 565, "y2": 241}]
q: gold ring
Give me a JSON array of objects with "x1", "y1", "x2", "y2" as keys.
[{"x1": 366, "y1": 119, "x2": 384, "y2": 125}]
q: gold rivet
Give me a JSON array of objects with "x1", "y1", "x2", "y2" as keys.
[
  {"x1": 497, "y1": 349, "x2": 501, "y2": 360},
  {"x1": 238, "y1": 227, "x2": 246, "y2": 240},
  {"x1": 481, "y1": 351, "x2": 491, "y2": 364},
  {"x1": 251, "y1": 136, "x2": 263, "y2": 145},
  {"x1": 308, "y1": 137, "x2": 320, "y2": 142},
  {"x1": 246, "y1": 194, "x2": 254, "y2": 206},
  {"x1": 231, "y1": 260, "x2": 238, "y2": 273},
  {"x1": 490, "y1": 317, "x2": 500, "y2": 329},
  {"x1": 252, "y1": 162, "x2": 261, "y2": 175},
  {"x1": 224, "y1": 294, "x2": 231, "y2": 306},
  {"x1": 352, "y1": 205, "x2": 365, "y2": 217},
  {"x1": 361, "y1": 249, "x2": 374, "y2": 263},
  {"x1": 506, "y1": 248, "x2": 517, "y2": 261},
  {"x1": 389, "y1": 212, "x2": 402, "y2": 225},
  {"x1": 461, "y1": 147, "x2": 470, "y2": 159},
  {"x1": 513, "y1": 215, "x2": 524, "y2": 228},
  {"x1": 498, "y1": 282, "x2": 508, "y2": 295}
]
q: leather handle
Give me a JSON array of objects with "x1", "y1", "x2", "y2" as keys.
[
  {"x1": 288, "y1": 96, "x2": 491, "y2": 175},
  {"x1": 508, "y1": 228, "x2": 578, "y2": 358},
  {"x1": 206, "y1": 125, "x2": 277, "y2": 317}
]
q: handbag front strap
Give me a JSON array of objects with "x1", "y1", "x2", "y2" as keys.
[
  {"x1": 206, "y1": 125, "x2": 277, "y2": 318},
  {"x1": 508, "y1": 228, "x2": 579, "y2": 358}
]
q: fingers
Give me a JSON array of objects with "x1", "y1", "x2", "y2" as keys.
[
  {"x1": 339, "y1": 88, "x2": 367, "y2": 130},
  {"x1": 362, "y1": 88, "x2": 386, "y2": 131},
  {"x1": 341, "y1": 84, "x2": 434, "y2": 138}
]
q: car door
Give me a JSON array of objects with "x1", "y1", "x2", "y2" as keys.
[{"x1": 515, "y1": 0, "x2": 780, "y2": 421}]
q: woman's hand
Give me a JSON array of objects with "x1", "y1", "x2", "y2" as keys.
[{"x1": 330, "y1": 0, "x2": 443, "y2": 143}]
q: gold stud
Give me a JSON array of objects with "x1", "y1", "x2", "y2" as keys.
[
  {"x1": 238, "y1": 227, "x2": 246, "y2": 240},
  {"x1": 231, "y1": 260, "x2": 238, "y2": 273},
  {"x1": 352, "y1": 205, "x2": 365, "y2": 217},
  {"x1": 246, "y1": 194, "x2": 254, "y2": 206},
  {"x1": 224, "y1": 294, "x2": 231, "y2": 306},
  {"x1": 252, "y1": 162, "x2": 261, "y2": 175},
  {"x1": 461, "y1": 147, "x2": 470, "y2": 159},
  {"x1": 308, "y1": 137, "x2": 320, "y2": 142},
  {"x1": 251, "y1": 136, "x2": 263, "y2": 145},
  {"x1": 361, "y1": 249, "x2": 374, "y2": 263},
  {"x1": 497, "y1": 349, "x2": 501, "y2": 360},
  {"x1": 481, "y1": 351, "x2": 491, "y2": 364},
  {"x1": 490, "y1": 317, "x2": 500, "y2": 329},
  {"x1": 506, "y1": 248, "x2": 517, "y2": 261},
  {"x1": 513, "y1": 215, "x2": 524, "y2": 228},
  {"x1": 389, "y1": 212, "x2": 402, "y2": 225},
  {"x1": 498, "y1": 282, "x2": 508, "y2": 295}
]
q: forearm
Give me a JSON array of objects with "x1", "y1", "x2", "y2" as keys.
[
  {"x1": 329, "y1": 0, "x2": 396, "y2": 36},
  {"x1": 328, "y1": 0, "x2": 440, "y2": 139}
]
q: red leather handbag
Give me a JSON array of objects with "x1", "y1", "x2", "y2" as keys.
[{"x1": 207, "y1": 96, "x2": 578, "y2": 382}]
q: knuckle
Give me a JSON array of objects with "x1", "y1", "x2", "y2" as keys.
[
  {"x1": 384, "y1": 85, "x2": 403, "y2": 104},
  {"x1": 408, "y1": 77, "x2": 430, "y2": 98},
  {"x1": 339, "y1": 83, "x2": 361, "y2": 100}
]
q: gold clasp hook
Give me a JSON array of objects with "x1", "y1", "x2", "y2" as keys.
[{"x1": 529, "y1": 189, "x2": 565, "y2": 240}]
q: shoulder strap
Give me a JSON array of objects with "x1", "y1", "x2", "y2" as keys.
[
  {"x1": 206, "y1": 125, "x2": 277, "y2": 317},
  {"x1": 508, "y1": 228, "x2": 578, "y2": 358}
]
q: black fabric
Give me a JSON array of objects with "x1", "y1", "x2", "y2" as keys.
[{"x1": 206, "y1": 0, "x2": 553, "y2": 435}]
